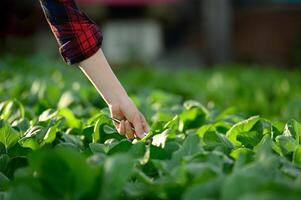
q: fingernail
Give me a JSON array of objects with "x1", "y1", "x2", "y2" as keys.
[{"x1": 143, "y1": 132, "x2": 148, "y2": 136}]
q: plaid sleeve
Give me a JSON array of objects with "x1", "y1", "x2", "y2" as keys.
[{"x1": 39, "y1": 0, "x2": 103, "y2": 65}]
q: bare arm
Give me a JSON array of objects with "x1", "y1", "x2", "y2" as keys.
[
  {"x1": 79, "y1": 49, "x2": 149, "y2": 139},
  {"x1": 40, "y1": 0, "x2": 149, "y2": 139}
]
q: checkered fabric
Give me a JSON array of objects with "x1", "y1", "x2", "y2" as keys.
[{"x1": 39, "y1": 0, "x2": 103, "y2": 65}]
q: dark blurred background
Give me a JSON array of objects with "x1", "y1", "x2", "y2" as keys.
[{"x1": 1, "y1": 0, "x2": 301, "y2": 68}]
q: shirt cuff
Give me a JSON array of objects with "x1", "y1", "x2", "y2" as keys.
[{"x1": 59, "y1": 24, "x2": 103, "y2": 65}]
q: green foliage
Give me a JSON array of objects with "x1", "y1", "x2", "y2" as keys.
[
  {"x1": 1, "y1": 57, "x2": 301, "y2": 199},
  {"x1": 0, "y1": 120, "x2": 21, "y2": 152}
]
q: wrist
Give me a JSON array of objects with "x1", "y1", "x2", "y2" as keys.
[{"x1": 106, "y1": 90, "x2": 131, "y2": 108}]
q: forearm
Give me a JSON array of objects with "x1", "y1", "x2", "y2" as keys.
[
  {"x1": 40, "y1": 0, "x2": 149, "y2": 138},
  {"x1": 79, "y1": 49, "x2": 129, "y2": 106}
]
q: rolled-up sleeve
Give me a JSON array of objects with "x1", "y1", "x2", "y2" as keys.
[{"x1": 39, "y1": 0, "x2": 103, "y2": 65}]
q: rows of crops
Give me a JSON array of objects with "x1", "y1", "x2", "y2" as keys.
[{"x1": 0, "y1": 57, "x2": 301, "y2": 200}]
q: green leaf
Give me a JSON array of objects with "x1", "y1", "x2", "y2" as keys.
[
  {"x1": 203, "y1": 131, "x2": 233, "y2": 151},
  {"x1": 183, "y1": 100, "x2": 209, "y2": 112},
  {"x1": 62, "y1": 134, "x2": 83, "y2": 150},
  {"x1": 179, "y1": 100, "x2": 209, "y2": 132},
  {"x1": 163, "y1": 115, "x2": 179, "y2": 131},
  {"x1": 280, "y1": 162, "x2": 301, "y2": 178},
  {"x1": 150, "y1": 144, "x2": 168, "y2": 160},
  {"x1": 151, "y1": 121, "x2": 167, "y2": 133},
  {"x1": 28, "y1": 148, "x2": 98, "y2": 200},
  {"x1": 230, "y1": 148, "x2": 254, "y2": 160},
  {"x1": 128, "y1": 142, "x2": 146, "y2": 159},
  {"x1": 57, "y1": 91, "x2": 78, "y2": 108},
  {"x1": 107, "y1": 140, "x2": 132, "y2": 155},
  {"x1": 92, "y1": 115, "x2": 112, "y2": 143},
  {"x1": 236, "y1": 131, "x2": 263, "y2": 148},
  {"x1": 184, "y1": 162, "x2": 220, "y2": 183},
  {"x1": 271, "y1": 121, "x2": 285, "y2": 139},
  {"x1": 179, "y1": 108, "x2": 207, "y2": 132},
  {"x1": 0, "y1": 154, "x2": 9, "y2": 175},
  {"x1": 182, "y1": 177, "x2": 222, "y2": 200},
  {"x1": 123, "y1": 182, "x2": 149, "y2": 198},
  {"x1": 38, "y1": 109, "x2": 58, "y2": 122},
  {"x1": 19, "y1": 126, "x2": 42, "y2": 150},
  {"x1": 221, "y1": 156, "x2": 283, "y2": 200},
  {"x1": 169, "y1": 134, "x2": 200, "y2": 168},
  {"x1": 41, "y1": 125, "x2": 58, "y2": 146},
  {"x1": 55, "y1": 142, "x2": 79, "y2": 151},
  {"x1": 11, "y1": 118, "x2": 30, "y2": 132},
  {"x1": 283, "y1": 119, "x2": 301, "y2": 143},
  {"x1": 0, "y1": 172, "x2": 9, "y2": 191},
  {"x1": 163, "y1": 141, "x2": 180, "y2": 159},
  {"x1": 103, "y1": 125, "x2": 116, "y2": 134},
  {"x1": 254, "y1": 135, "x2": 274, "y2": 156},
  {"x1": 276, "y1": 135, "x2": 299, "y2": 156},
  {"x1": 19, "y1": 124, "x2": 59, "y2": 150},
  {"x1": 89, "y1": 143, "x2": 107, "y2": 154},
  {"x1": 0, "y1": 99, "x2": 25, "y2": 123},
  {"x1": 197, "y1": 124, "x2": 215, "y2": 138},
  {"x1": 226, "y1": 116, "x2": 260, "y2": 146},
  {"x1": 293, "y1": 146, "x2": 301, "y2": 166},
  {"x1": 58, "y1": 108, "x2": 81, "y2": 129},
  {"x1": 231, "y1": 148, "x2": 255, "y2": 172},
  {"x1": 6, "y1": 185, "x2": 47, "y2": 200},
  {"x1": 6, "y1": 156, "x2": 27, "y2": 179},
  {"x1": 99, "y1": 154, "x2": 133, "y2": 200},
  {"x1": 0, "y1": 120, "x2": 21, "y2": 151}
]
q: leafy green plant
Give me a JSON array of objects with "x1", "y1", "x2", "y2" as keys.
[{"x1": 1, "y1": 56, "x2": 301, "y2": 199}]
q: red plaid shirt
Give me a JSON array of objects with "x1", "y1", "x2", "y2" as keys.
[{"x1": 39, "y1": 0, "x2": 103, "y2": 65}]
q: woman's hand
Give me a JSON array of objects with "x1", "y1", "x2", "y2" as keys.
[
  {"x1": 109, "y1": 99, "x2": 149, "y2": 139},
  {"x1": 79, "y1": 48, "x2": 149, "y2": 139}
]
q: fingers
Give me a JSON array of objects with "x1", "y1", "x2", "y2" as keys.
[
  {"x1": 132, "y1": 113, "x2": 149, "y2": 139},
  {"x1": 125, "y1": 121, "x2": 135, "y2": 140},
  {"x1": 117, "y1": 120, "x2": 135, "y2": 140},
  {"x1": 109, "y1": 103, "x2": 149, "y2": 140},
  {"x1": 117, "y1": 120, "x2": 126, "y2": 136},
  {"x1": 109, "y1": 104, "x2": 124, "y2": 132},
  {"x1": 141, "y1": 115, "x2": 150, "y2": 134}
]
